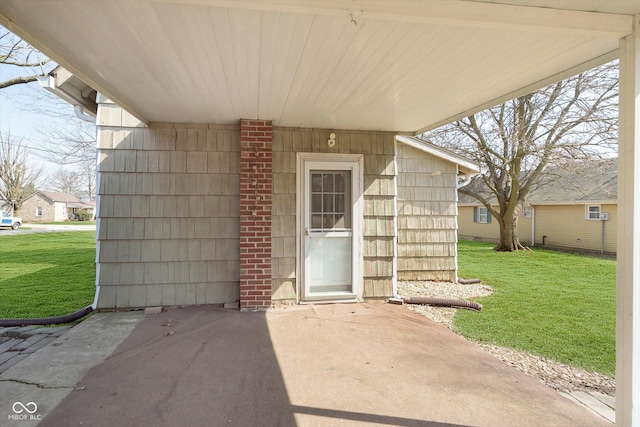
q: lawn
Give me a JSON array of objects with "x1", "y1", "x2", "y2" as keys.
[
  {"x1": 0, "y1": 231, "x2": 96, "y2": 318},
  {"x1": 454, "y1": 239, "x2": 616, "y2": 376}
]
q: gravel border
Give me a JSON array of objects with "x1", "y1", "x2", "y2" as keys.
[{"x1": 397, "y1": 280, "x2": 615, "y2": 397}]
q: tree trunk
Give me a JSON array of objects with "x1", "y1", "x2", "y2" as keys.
[
  {"x1": 495, "y1": 214, "x2": 525, "y2": 251},
  {"x1": 496, "y1": 217, "x2": 515, "y2": 251}
]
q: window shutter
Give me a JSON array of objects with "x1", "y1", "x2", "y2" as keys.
[
  {"x1": 487, "y1": 212, "x2": 491, "y2": 224},
  {"x1": 473, "y1": 207, "x2": 478, "y2": 223}
]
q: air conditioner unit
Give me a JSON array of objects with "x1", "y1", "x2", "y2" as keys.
[{"x1": 600, "y1": 212, "x2": 610, "y2": 221}]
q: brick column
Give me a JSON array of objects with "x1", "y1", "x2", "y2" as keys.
[{"x1": 239, "y1": 119, "x2": 273, "y2": 311}]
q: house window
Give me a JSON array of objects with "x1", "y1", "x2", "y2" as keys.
[
  {"x1": 473, "y1": 206, "x2": 491, "y2": 224},
  {"x1": 586, "y1": 205, "x2": 601, "y2": 220},
  {"x1": 36, "y1": 206, "x2": 42, "y2": 217},
  {"x1": 522, "y1": 205, "x2": 532, "y2": 218}
]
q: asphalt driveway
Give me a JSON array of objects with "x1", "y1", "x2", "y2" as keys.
[{"x1": 35, "y1": 303, "x2": 608, "y2": 426}]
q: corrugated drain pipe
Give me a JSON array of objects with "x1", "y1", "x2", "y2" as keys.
[
  {"x1": 0, "y1": 305, "x2": 94, "y2": 327},
  {"x1": 400, "y1": 296, "x2": 482, "y2": 311},
  {"x1": 458, "y1": 278, "x2": 482, "y2": 285}
]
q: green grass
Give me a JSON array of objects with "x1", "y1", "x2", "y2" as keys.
[
  {"x1": 0, "y1": 232, "x2": 96, "y2": 318},
  {"x1": 455, "y1": 239, "x2": 615, "y2": 376}
]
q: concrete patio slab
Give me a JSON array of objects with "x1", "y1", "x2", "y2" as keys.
[
  {"x1": 0, "y1": 312, "x2": 144, "y2": 425},
  {"x1": 6, "y1": 303, "x2": 610, "y2": 427}
]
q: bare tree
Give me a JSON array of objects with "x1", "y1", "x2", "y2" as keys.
[
  {"x1": 0, "y1": 133, "x2": 43, "y2": 215},
  {"x1": 81, "y1": 159, "x2": 96, "y2": 201},
  {"x1": 39, "y1": 122, "x2": 96, "y2": 200},
  {"x1": 1, "y1": 26, "x2": 97, "y2": 199},
  {"x1": 424, "y1": 61, "x2": 618, "y2": 251},
  {"x1": 0, "y1": 27, "x2": 53, "y2": 89},
  {"x1": 49, "y1": 168, "x2": 82, "y2": 195}
]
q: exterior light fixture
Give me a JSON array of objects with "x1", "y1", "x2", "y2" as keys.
[{"x1": 327, "y1": 133, "x2": 336, "y2": 148}]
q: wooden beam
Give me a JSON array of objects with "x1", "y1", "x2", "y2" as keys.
[{"x1": 155, "y1": 0, "x2": 634, "y2": 38}]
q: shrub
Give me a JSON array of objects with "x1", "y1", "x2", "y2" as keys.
[{"x1": 75, "y1": 209, "x2": 92, "y2": 221}]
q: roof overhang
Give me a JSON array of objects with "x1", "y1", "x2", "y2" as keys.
[
  {"x1": 67, "y1": 201, "x2": 94, "y2": 209},
  {"x1": 529, "y1": 200, "x2": 618, "y2": 206},
  {"x1": 459, "y1": 199, "x2": 618, "y2": 207},
  {"x1": 1, "y1": 1, "x2": 638, "y2": 133},
  {"x1": 396, "y1": 135, "x2": 480, "y2": 175}
]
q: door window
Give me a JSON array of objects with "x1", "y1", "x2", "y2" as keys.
[{"x1": 310, "y1": 171, "x2": 351, "y2": 230}]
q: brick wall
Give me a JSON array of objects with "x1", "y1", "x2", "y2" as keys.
[
  {"x1": 20, "y1": 196, "x2": 56, "y2": 223},
  {"x1": 239, "y1": 120, "x2": 273, "y2": 311}
]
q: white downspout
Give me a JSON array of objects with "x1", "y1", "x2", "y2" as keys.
[
  {"x1": 74, "y1": 105, "x2": 96, "y2": 123},
  {"x1": 531, "y1": 206, "x2": 535, "y2": 247}
]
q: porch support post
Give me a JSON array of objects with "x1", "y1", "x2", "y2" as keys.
[
  {"x1": 239, "y1": 119, "x2": 273, "y2": 311},
  {"x1": 617, "y1": 15, "x2": 640, "y2": 427}
]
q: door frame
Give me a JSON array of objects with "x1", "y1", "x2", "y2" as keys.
[{"x1": 296, "y1": 153, "x2": 364, "y2": 303}]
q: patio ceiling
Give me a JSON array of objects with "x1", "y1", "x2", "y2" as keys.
[{"x1": 0, "y1": 1, "x2": 637, "y2": 133}]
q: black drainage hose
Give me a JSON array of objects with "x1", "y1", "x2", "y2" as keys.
[
  {"x1": 458, "y1": 278, "x2": 482, "y2": 285},
  {"x1": 0, "y1": 305, "x2": 94, "y2": 327},
  {"x1": 402, "y1": 296, "x2": 482, "y2": 312}
]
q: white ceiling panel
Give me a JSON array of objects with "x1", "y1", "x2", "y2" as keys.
[{"x1": 0, "y1": 0, "x2": 637, "y2": 133}]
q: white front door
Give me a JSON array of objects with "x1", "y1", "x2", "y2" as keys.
[{"x1": 298, "y1": 155, "x2": 362, "y2": 301}]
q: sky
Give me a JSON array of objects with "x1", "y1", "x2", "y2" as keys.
[
  {"x1": 0, "y1": 24, "x2": 99, "y2": 200},
  {"x1": 1, "y1": 22, "x2": 95, "y2": 183},
  {"x1": 0, "y1": 68, "x2": 91, "y2": 184}
]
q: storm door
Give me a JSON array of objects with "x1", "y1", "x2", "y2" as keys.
[{"x1": 299, "y1": 156, "x2": 362, "y2": 301}]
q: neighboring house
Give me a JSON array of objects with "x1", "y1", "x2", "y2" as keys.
[
  {"x1": 458, "y1": 160, "x2": 617, "y2": 254},
  {"x1": 20, "y1": 191, "x2": 96, "y2": 223}
]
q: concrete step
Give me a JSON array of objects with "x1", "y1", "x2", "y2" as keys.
[
  {"x1": 562, "y1": 391, "x2": 615, "y2": 424},
  {"x1": 591, "y1": 391, "x2": 615, "y2": 409}
]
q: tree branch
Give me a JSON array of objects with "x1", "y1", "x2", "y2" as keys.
[{"x1": 0, "y1": 74, "x2": 40, "y2": 89}]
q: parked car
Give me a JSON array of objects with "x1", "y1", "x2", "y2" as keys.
[{"x1": 0, "y1": 211, "x2": 21, "y2": 230}]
